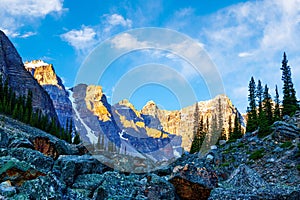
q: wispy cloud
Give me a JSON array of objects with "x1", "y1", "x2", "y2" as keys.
[
  {"x1": 60, "y1": 26, "x2": 97, "y2": 53},
  {"x1": 110, "y1": 33, "x2": 148, "y2": 50},
  {"x1": 61, "y1": 13, "x2": 133, "y2": 55},
  {"x1": 198, "y1": 0, "x2": 300, "y2": 112},
  {"x1": 0, "y1": 0, "x2": 65, "y2": 38}
]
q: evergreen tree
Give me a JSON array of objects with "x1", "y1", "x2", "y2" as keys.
[
  {"x1": 263, "y1": 84, "x2": 273, "y2": 126},
  {"x1": 274, "y1": 85, "x2": 281, "y2": 121},
  {"x1": 231, "y1": 111, "x2": 243, "y2": 140},
  {"x1": 246, "y1": 77, "x2": 258, "y2": 132},
  {"x1": 228, "y1": 115, "x2": 232, "y2": 140},
  {"x1": 257, "y1": 80, "x2": 263, "y2": 117},
  {"x1": 281, "y1": 52, "x2": 299, "y2": 116},
  {"x1": 190, "y1": 103, "x2": 203, "y2": 153},
  {"x1": 73, "y1": 132, "x2": 81, "y2": 144},
  {"x1": 193, "y1": 103, "x2": 199, "y2": 138}
]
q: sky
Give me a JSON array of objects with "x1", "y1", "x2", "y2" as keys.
[{"x1": 1, "y1": 0, "x2": 300, "y2": 113}]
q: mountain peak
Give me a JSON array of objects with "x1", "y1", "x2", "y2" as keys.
[
  {"x1": 24, "y1": 60, "x2": 50, "y2": 69},
  {"x1": 24, "y1": 60, "x2": 63, "y2": 89}
]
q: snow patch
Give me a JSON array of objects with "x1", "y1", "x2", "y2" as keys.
[
  {"x1": 68, "y1": 90, "x2": 97, "y2": 143},
  {"x1": 24, "y1": 60, "x2": 49, "y2": 69}
]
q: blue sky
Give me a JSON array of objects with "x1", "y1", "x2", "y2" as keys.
[{"x1": 1, "y1": 0, "x2": 300, "y2": 112}]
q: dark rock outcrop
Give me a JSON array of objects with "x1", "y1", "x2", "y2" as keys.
[
  {"x1": 0, "y1": 31, "x2": 58, "y2": 121},
  {"x1": 272, "y1": 121, "x2": 300, "y2": 142}
]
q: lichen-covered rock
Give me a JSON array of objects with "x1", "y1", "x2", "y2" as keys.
[
  {"x1": 53, "y1": 155, "x2": 111, "y2": 186},
  {"x1": 19, "y1": 173, "x2": 71, "y2": 199},
  {"x1": 8, "y1": 148, "x2": 53, "y2": 173},
  {"x1": 209, "y1": 164, "x2": 300, "y2": 200},
  {"x1": 0, "y1": 128, "x2": 9, "y2": 148},
  {"x1": 8, "y1": 138, "x2": 34, "y2": 149},
  {"x1": 0, "y1": 181, "x2": 16, "y2": 197},
  {"x1": 0, "y1": 156, "x2": 45, "y2": 186},
  {"x1": 92, "y1": 172, "x2": 175, "y2": 200}
]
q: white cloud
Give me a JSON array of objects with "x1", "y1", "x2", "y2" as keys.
[
  {"x1": 60, "y1": 26, "x2": 97, "y2": 52},
  {"x1": 238, "y1": 52, "x2": 254, "y2": 58},
  {"x1": 107, "y1": 14, "x2": 132, "y2": 27},
  {"x1": 0, "y1": 0, "x2": 64, "y2": 17},
  {"x1": 199, "y1": 0, "x2": 300, "y2": 112},
  {"x1": 110, "y1": 33, "x2": 149, "y2": 50},
  {"x1": 0, "y1": 0, "x2": 65, "y2": 38},
  {"x1": 103, "y1": 14, "x2": 132, "y2": 34}
]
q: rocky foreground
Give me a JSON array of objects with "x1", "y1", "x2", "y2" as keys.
[{"x1": 0, "y1": 112, "x2": 300, "y2": 200}]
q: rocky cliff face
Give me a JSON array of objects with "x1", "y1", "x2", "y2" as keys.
[
  {"x1": 141, "y1": 94, "x2": 244, "y2": 151},
  {"x1": 24, "y1": 60, "x2": 73, "y2": 128},
  {"x1": 0, "y1": 31, "x2": 58, "y2": 120},
  {"x1": 69, "y1": 84, "x2": 182, "y2": 169}
]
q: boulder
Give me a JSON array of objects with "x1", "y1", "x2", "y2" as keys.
[
  {"x1": 0, "y1": 128, "x2": 8, "y2": 148},
  {"x1": 272, "y1": 121, "x2": 300, "y2": 142},
  {"x1": 53, "y1": 155, "x2": 111, "y2": 186},
  {"x1": 210, "y1": 164, "x2": 300, "y2": 199},
  {"x1": 92, "y1": 172, "x2": 175, "y2": 200},
  {"x1": 0, "y1": 156, "x2": 45, "y2": 186},
  {"x1": 8, "y1": 138, "x2": 34, "y2": 149},
  {"x1": 19, "y1": 173, "x2": 84, "y2": 199},
  {"x1": 169, "y1": 164, "x2": 218, "y2": 200},
  {"x1": 8, "y1": 148, "x2": 53, "y2": 173},
  {"x1": 0, "y1": 181, "x2": 16, "y2": 197}
]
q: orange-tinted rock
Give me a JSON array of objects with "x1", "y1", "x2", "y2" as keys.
[
  {"x1": 169, "y1": 177, "x2": 212, "y2": 200},
  {"x1": 33, "y1": 137, "x2": 58, "y2": 159}
]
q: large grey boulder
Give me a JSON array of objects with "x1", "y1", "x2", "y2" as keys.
[{"x1": 53, "y1": 155, "x2": 111, "y2": 186}]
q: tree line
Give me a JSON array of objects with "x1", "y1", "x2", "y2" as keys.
[
  {"x1": 247, "y1": 52, "x2": 299, "y2": 137},
  {"x1": 190, "y1": 98, "x2": 243, "y2": 154},
  {"x1": 0, "y1": 76, "x2": 80, "y2": 144}
]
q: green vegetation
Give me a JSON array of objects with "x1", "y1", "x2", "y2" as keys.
[
  {"x1": 237, "y1": 142, "x2": 245, "y2": 148},
  {"x1": 281, "y1": 52, "x2": 299, "y2": 116},
  {"x1": 0, "y1": 76, "x2": 79, "y2": 144},
  {"x1": 246, "y1": 52, "x2": 299, "y2": 136},
  {"x1": 190, "y1": 103, "x2": 206, "y2": 154},
  {"x1": 249, "y1": 149, "x2": 265, "y2": 160},
  {"x1": 280, "y1": 141, "x2": 293, "y2": 148},
  {"x1": 297, "y1": 164, "x2": 300, "y2": 171}
]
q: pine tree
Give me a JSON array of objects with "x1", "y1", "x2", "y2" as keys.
[
  {"x1": 246, "y1": 77, "x2": 258, "y2": 132},
  {"x1": 73, "y1": 132, "x2": 81, "y2": 144},
  {"x1": 193, "y1": 103, "x2": 199, "y2": 138},
  {"x1": 228, "y1": 115, "x2": 232, "y2": 140},
  {"x1": 257, "y1": 80, "x2": 263, "y2": 117},
  {"x1": 263, "y1": 84, "x2": 273, "y2": 126},
  {"x1": 281, "y1": 52, "x2": 299, "y2": 116},
  {"x1": 274, "y1": 85, "x2": 281, "y2": 121},
  {"x1": 231, "y1": 111, "x2": 243, "y2": 140},
  {"x1": 190, "y1": 103, "x2": 202, "y2": 153}
]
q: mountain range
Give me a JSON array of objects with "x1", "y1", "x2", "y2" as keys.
[
  {"x1": 1, "y1": 29, "x2": 300, "y2": 200},
  {"x1": 1, "y1": 28, "x2": 245, "y2": 162}
]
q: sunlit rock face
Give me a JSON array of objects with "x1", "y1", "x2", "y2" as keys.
[
  {"x1": 24, "y1": 60, "x2": 72, "y2": 128},
  {"x1": 84, "y1": 85, "x2": 111, "y2": 122},
  {"x1": 141, "y1": 95, "x2": 245, "y2": 151},
  {"x1": 0, "y1": 31, "x2": 58, "y2": 120}
]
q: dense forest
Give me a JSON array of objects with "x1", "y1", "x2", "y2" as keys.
[{"x1": 0, "y1": 75, "x2": 80, "y2": 144}]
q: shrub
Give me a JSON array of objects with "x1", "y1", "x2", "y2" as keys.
[
  {"x1": 280, "y1": 141, "x2": 292, "y2": 148},
  {"x1": 249, "y1": 149, "x2": 265, "y2": 160}
]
